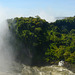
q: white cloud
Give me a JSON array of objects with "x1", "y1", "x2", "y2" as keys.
[
  {"x1": 22, "y1": 8, "x2": 56, "y2": 22},
  {"x1": 0, "y1": 6, "x2": 7, "y2": 22},
  {"x1": 0, "y1": 5, "x2": 56, "y2": 23},
  {"x1": 38, "y1": 10, "x2": 56, "y2": 22},
  {"x1": 0, "y1": 5, "x2": 26, "y2": 22}
]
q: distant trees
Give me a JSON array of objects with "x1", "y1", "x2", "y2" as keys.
[{"x1": 7, "y1": 16, "x2": 75, "y2": 65}]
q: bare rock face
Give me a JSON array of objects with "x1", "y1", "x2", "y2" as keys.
[{"x1": 22, "y1": 65, "x2": 75, "y2": 75}]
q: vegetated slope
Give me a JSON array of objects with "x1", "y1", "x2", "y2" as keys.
[{"x1": 7, "y1": 16, "x2": 75, "y2": 65}]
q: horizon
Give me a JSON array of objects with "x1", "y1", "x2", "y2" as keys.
[{"x1": 0, "y1": 0, "x2": 75, "y2": 22}]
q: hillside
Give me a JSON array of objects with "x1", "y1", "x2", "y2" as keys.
[{"x1": 7, "y1": 16, "x2": 75, "y2": 66}]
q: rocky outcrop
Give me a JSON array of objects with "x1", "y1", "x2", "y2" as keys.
[
  {"x1": 58, "y1": 61, "x2": 64, "y2": 66},
  {"x1": 0, "y1": 62, "x2": 74, "y2": 75},
  {"x1": 22, "y1": 65, "x2": 75, "y2": 75}
]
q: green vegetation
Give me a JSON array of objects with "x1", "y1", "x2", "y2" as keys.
[{"x1": 7, "y1": 16, "x2": 75, "y2": 65}]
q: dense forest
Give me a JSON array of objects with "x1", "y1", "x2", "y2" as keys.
[{"x1": 7, "y1": 16, "x2": 75, "y2": 66}]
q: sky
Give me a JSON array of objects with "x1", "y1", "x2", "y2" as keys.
[{"x1": 0, "y1": 0, "x2": 75, "y2": 22}]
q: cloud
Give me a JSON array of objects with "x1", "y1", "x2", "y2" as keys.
[
  {"x1": 0, "y1": 4, "x2": 56, "y2": 72},
  {"x1": 0, "y1": 5, "x2": 56, "y2": 23},
  {"x1": 0, "y1": 5, "x2": 15, "y2": 72},
  {"x1": 38, "y1": 10, "x2": 56, "y2": 22},
  {"x1": 0, "y1": 5, "x2": 26, "y2": 22},
  {"x1": 22, "y1": 8, "x2": 56, "y2": 22},
  {"x1": 0, "y1": 6, "x2": 7, "y2": 22}
]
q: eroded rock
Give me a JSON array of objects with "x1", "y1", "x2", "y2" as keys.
[{"x1": 22, "y1": 65, "x2": 75, "y2": 75}]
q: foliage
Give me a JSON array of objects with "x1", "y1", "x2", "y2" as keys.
[{"x1": 7, "y1": 16, "x2": 75, "y2": 65}]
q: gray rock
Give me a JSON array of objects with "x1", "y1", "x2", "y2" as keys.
[
  {"x1": 22, "y1": 65, "x2": 75, "y2": 75},
  {"x1": 58, "y1": 60, "x2": 64, "y2": 66}
]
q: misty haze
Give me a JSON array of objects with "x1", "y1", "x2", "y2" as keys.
[{"x1": 0, "y1": 0, "x2": 75, "y2": 75}]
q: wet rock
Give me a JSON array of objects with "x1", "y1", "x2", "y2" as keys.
[
  {"x1": 58, "y1": 60, "x2": 64, "y2": 66},
  {"x1": 22, "y1": 65, "x2": 75, "y2": 75}
]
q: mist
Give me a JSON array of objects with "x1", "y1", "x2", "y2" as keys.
[
  {"x1": 0, "y1": 5, "x2": 28, "y2": 73},
  {"x1": 0, "y1": 19, "x2": 15, "y2": 72},
  {"x1": 0, "y1": 5, "x2": 56, "y2": 73}
]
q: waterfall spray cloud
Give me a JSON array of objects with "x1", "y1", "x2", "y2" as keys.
[
  {"x1": 0, "y1": 5, "x2": 32, "y2": 72},
  {"x1": 0, "y1": 21, "x2": 14, "y2": 72},
  {"x1": 0, "y1": 5, "x2": 56, "y2": 72},
  {"x1": 38, "y1": 11, "x2": 56, "y2": 22},
  {"x1": 0, "y1": 5, "x2": 15, "y2": 72}
]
